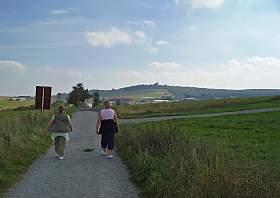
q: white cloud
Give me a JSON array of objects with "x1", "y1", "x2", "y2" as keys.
[
  {"x1": 175, "y1": 0, "x2": 224, "y2": 9},
  {"x1": 127, "y1": 20, "x2": 156, "y2": 28},
  {"x1": 149, "y1": 62, "x2": 184, "y2": 70},
  {"x1": 115, "y1": 57, "x2": 280, "y2": 89},
  {"x1": 135, "y1": 30, "x2": 147, "y2": 40},
  {"x1": 85, "y1": 28, "x2": 133, "y2": 47},
  {"x1": 149, "y1": 47, "x2": 159, "y2": 54},
  {"x1": 143, "y1": 20, "x2": 156, "y2": 27},
  {"x1": 40, "y1": 67, "x2": 84, "y2": 77},
  {"x1": 155, "y1": 40, "x2": 168, "y2": 46},
  {"x1": 0, "y1": 60, "x2": 26, "y2": 73},
  {"x1": 49, "y1": 9, "x2": 69, "y2": 15},
  {"x1": 188, "y1": 25, "x2": 198, "y2": 31}
]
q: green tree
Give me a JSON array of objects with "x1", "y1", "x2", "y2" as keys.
[
  {"x1": 93, "y1": 91, "x2": 100, "y2": 107},
  {"x1": 67, "y1": 83, "x2": 91, "y2": 107}
]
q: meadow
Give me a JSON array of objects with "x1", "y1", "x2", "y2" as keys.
[
  {"x1": 116, "y1": 96, "x2": 280, "y2": 118},
  {"x1": 0, "y1": 104, "x2": 76, "y2": 196},
  {"x1": 117, "y1": 110, "x2": 280, "y2": 197},
  {"x1": 0, "y1": 97, "x2": 34, "y2": 110}
]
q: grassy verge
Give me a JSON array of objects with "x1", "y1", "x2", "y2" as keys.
[
  {"x1": 0, "y1": 104, "x2": 76, "y2": 196},
  {"x1": 0, "y1": 98, "x2": 34, "y2": 110},
  {"x1": 116, "y1": 96, "x2": 280, "y2": 118},
  {"x1": 117, "y1": 111, "x2": 280, "y2": 197}
]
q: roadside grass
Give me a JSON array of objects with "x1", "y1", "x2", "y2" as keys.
[
  {"x1": 0, "y1": 98, "x2": 34, "y2": 110},
  {"x1": 0, "y1": 104, "x2": 76, "y2": 197},
  {"x1": 117, "y1": 111, "x2": 280, "y2": 197},
  {"x1": 116, "y1": 96, "x2": 280, "y2": 118}
]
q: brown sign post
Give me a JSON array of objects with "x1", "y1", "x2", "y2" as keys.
[{"x1": 35, "y1": 86, "x2": 52, "y2": 115}]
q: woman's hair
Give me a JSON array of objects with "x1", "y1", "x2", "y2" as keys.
[
  {"x1": 103, "y1": 100, "x2": 111, "y2": 109},
  {"x1": 58, "y1": 105, "x2": 65, "y2": 113}
]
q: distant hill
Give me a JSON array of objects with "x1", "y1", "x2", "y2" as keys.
[{"x1": 89, "y1": 83, "x2": 280, "y2": 99}]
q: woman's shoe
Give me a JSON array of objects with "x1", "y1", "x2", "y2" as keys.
[
  {"x1": 58, "y1": 156, "x2": 64, "y2": 160},
  {"x1": 101, "y1": 149, "x2": 106, "y2": 156},
  {"x1": 108, "y1": 154, "x2": 114, "y2": 159}
]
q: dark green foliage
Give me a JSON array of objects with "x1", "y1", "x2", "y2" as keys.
[
  {"x1": 67, "y1": 83, "x2": 91, "y2": 107},
  {"x1": 93, "y1": 91, "x2": 100, "y2": 107}
]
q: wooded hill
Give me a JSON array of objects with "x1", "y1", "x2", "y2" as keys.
[{"x1": 90, "y1": 83, "x2": 280, "y2": 99}]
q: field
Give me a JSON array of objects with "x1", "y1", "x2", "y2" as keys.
[
  {"x1": 117, "y1": 111, "x2": 280, "y2": 197},
  {"x1": 0, "y1": 97, "x2": 34, "y2": 110},
  {"x1": 0, "y1": 104, "x2": 76, "y2": 196},
  {"x1": 116, "y1": 96, "x2": 280, "y2": 118},
  {"x1": 94, "y1": 88, "x2": 171, "y2": 99}
]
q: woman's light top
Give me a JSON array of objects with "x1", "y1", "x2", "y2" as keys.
[{"x1": 101, "y1": 109, "x2": 115, "y2": 120}]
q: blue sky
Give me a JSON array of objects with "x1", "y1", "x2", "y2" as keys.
[{"x1": 1, "y1": 0, "x2": 280, "y2": 95}]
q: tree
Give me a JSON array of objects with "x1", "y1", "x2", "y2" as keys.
[
  {"x1": 93, "y1": 91, "x2": 100, "y2": 107},
  {"x1": 67, "y1": 83, "x2": 91, "y2": 107}
]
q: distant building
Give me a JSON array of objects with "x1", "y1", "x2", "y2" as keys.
[
  {"x1": 135, "y1": 97, "x2": 155, "y2": 104},
  {"x1": 153, "y1": 99, "x2": 170, "y2": 103},
  {"x1": 160, "y1": 94, "x2": 173, "y2": 100},
  {"x1": 10, "y1": 96, "x2": 31, "y2": 101},
  {"x1": 107, "y1": 97, "x2": 134, "y2": 105}
]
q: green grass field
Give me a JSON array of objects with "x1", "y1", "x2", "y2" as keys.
[
  {"x1": 116, "y1": 96, "x2": 280, "y2": 118},
  {"x1": 0, "y1": 98, "x2": 34, "y2": 110},
  {"x1": 98, "y1": 88, "x2": 171, "y2": 99},
  {"x1": 0, "y1": 104, "x2": 76, "y2": 197},
  {"x1": 117, "y1": 111, "x2": 280, "y2": 197}
]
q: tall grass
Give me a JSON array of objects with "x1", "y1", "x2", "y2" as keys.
[
  {"x1": 117, "y1": 123, "x2": 280, "y2": 197},
  {"x1": 0, "y1": 104, "x2": 76, "y2": 196},
  {"x1": 0, "y1": 111, "x2": 52, "y2": 195}
]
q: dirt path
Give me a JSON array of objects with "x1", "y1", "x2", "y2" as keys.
[
  {"x1": 5, "y1": 111, "x2": 138, "y2": 198},
  {"x1": 120, "y1": 107, "x2": 280, "y2": 124}
]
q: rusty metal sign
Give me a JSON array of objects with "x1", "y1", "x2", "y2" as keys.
[{"x1": 35, "y1": 86, "x2": 52, "y2": 110}]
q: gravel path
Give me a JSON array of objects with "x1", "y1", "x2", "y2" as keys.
[
  {"x1": 5, "y1": 111, "x2": 138, "y2": 198},
  {"x1": 121, "y1": 107, "x2": 280, "y2": 124}
]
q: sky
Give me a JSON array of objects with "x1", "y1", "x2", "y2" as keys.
[{"x1": 1, "y1": 0, "x2": 280, "y2": 95}]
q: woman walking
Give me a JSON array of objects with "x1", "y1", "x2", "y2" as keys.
[
  {"x1": 96, "y1": 101, "x2": 119, "y2": 159},
  {"x1": 48, "y1": 105, "x2": 72, "y2": 160}
]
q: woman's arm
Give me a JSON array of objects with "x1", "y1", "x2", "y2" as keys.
[
  {"x1": 67, "y1": 115, "x2": 73, "y2": 131},
  {"x1": 114, "y1": 112, "x2": 119, "y2": 129},
  {"x1": 96, "y1": 112, "x2": 101, "y2": 134},
  {"x1": 48, "y1": 115, "x2": 55, "y2": 128}
]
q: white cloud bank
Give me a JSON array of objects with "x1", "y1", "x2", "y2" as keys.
[
  {"x1": 85, "y1": 27, "x2": 168, "y2": 53},
  {"x1": 40, "y1": 66, "x2": 85, "y2": 77},
  {"x1": 85, "y1": 28, "x2": 133, "y2": 47},
  {"x1": 115, "y1": 57, "x2": 280, "y2": 89},
  {"x1": 175, "y1": 0, "x2": 224, "y2": 9},
  {"x1": 49, "y1": 9, "x2": 70, "y2": 15},
  {"x1": 0, "y1": 60, "x2": 26, "y2": 73},
  {"x1": 127, "y1": 20, "x2": 156, "y2": 28}
]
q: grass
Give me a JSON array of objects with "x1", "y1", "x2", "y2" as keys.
[
  {"x1": 0, "y1": 98, "x2": 34, "y2": 110},
  {"x1": 117, "y1": 110, "x2": 280, "y2": 197},
  {"x1": 0, "y1": 103, "x2": 76, "y2": 197},
  {"x1": 99, "y1": 88, "x2": 171, "y2": 99},
  {"x1": 116, "y1": 96, "x2": 280, "y2": 118}
]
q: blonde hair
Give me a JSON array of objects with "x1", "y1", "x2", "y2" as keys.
[
  {"x1": 103, "y1": 100, "x2": 111, "y2": 109},
  {"x1": 58, "y1": 105, "x2": 65, "y2": 113}
]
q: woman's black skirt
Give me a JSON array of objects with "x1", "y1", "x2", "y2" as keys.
[{"x1": 100, "y1": 119, "x2": 116, "y2": 149}]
